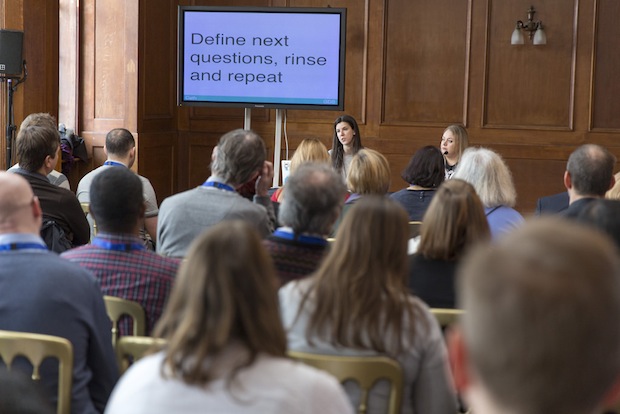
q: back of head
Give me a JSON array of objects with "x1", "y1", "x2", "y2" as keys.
[
  {"x1": 567, "y1": 144, "x2": 616, "y2": 197},
  {"x1": 16, "y1": 125, "x2": 59, "y2": 172},
  {"x1": 211, "y1": 129, "x2": 266, "y2": 187},
  {"x1": 401, "y1": 145, "x2": 445, "y2": 188},
  {"x1": 307, "y1": 196, "x2": 414, "y2": 354},
  {"x1": 453, "y1": 147, "x2": 517, "y2": 207},
  {"x1": 0, "y1": 172, "x2": 39, "y2": 233},
  {"x1": 346, "y1": 148, "x2": 391, "y2": 195},
  {"x1": 105, "y1": 128, "x2": 135, "y2": 157},
  {"x1": 90, "y1": 167, "x2": 143, "y2": 234},
  {"x1": 289, "y1": 138, "x2": 330, "y2": 173},
  {"x1": 418, "y1": 179, "x2": 490, "y2": 260},
  {"x1": 279, "y1": 163, "x2": 347, "y2": 235},
  {"x1": 154, "y1": 220, "x2": 286, "y2": 385},
  {"x1": 574, "y1": 198, "x2": 620, "y2": 251},
  {"x1": 444, "y1": 124, "x2": 469, "y2": 158},
  {"x1": 19, "y1": 112, "x2": 57, "y2": 131},
  {"x1": 458, "y1": 217, "x2": 620, "y2": 414}
]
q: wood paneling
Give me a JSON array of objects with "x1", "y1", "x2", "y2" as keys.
[
  {"x1": 382, "y1": 0, "x2": 470, "y2": 126},
  {"x1": 590, "y1": 0, "x2": 620, "y2": 131},
  {"x1": 483, "y1": 0, "x2": 577, "y2": 129}
]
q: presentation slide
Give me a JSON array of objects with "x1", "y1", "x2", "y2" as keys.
[{"x1": 180, "y1": 9, "x2": 345, "y2": 108}]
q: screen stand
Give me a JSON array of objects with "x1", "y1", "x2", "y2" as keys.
[
  {"x1": 244, "y1": 108, "x2": 251, "y2": 130},
  {"x1": 273, "y1": 109, "x2": 283, "y2": 187}
]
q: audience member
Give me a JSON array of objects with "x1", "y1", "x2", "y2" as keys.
[
  {"x1": 11, "y1": 125, "x2": 89, "y2": 251},
  {"x1": 390, "y1": 145, "x2": 445, "y2": 221},
  {"x1": 9, "y1": 112, "x2": 70, "y2": 190},
  {"x1": 563, "y1": 144, "x2": 616, "y2": 218},
  {"x1": 331, "y1": 148, "x2": 391, "y2": 236},
  {"x1": 62, "y1": 168, "x2": 178, "y2": 335},
  {"x1": 77, "y1": 128, "x2": 159, "y2": 248},
  {"x1": 450, "y1": 218, "x2": 620, "y2": 414},
  {"x1": 440, "y1": 124, "x2": 469, "y2": 180},
  {"x1": 408, "y1": 179, "x2": 490, "y2": 308},
  {"x1": 264, "y1": 163, "x2": 346, "y2": 286},
  {"x1": 453, "y1": 147, "x2": 523, "y2": 239},
  {"x1": 330, "y1": 115, "x2": 363, "y2": 179},
  {"x1": 280, "y1": 196, "x2": 458, "y2": 414},
  {"x1": 157, "y1": 129, "x2": 276, "y2": 257},
  {"x1": 106, "y1": 221, "x2": 352, "y2": 414},
  {"x1": 271, "y1": 138, "x2": 330, "y2": 203},
  {"x1": 0, "y1": 172, "x2": 118, "y2": 414},
  {"x1": 573, "y1": 199, "x2": 620, "y2": 250}
]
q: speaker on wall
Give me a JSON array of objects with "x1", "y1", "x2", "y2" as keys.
[{"x1": 0, "y1": 29, "x2": 24, "y2": 77}]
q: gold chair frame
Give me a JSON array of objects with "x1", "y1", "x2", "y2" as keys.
[
  {"x1": 115, "y1": 336, "x2": 167, "y2": 374},
  {"x1": 288, "y1": 351, "x2": 403, "y2": 414},
  {"x1": 430, "y1": 308, "x2": 464, "y2": 328},
  {"x1": 103, "y1": 296, "x2": 146, "y2": 348},
  {"x1": 0, "y1": 330, "x2": 73, "y2": 414}
]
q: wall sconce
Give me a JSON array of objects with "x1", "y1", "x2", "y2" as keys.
[{"x1": 511, "y1": 6, "x2": 546, "y2": 45}]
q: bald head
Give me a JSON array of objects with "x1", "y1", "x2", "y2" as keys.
[{"x1": 0, "y1": 172, "x2": 42, "y2": 234}]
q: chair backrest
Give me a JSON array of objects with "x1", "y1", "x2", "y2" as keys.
[
  {"x1": 80, "y1": 202, "x2": 97, "y2": 236},
  {"x1": 408, "y1": 221, "x2": 422, "y2": 238},
  {"x1": 116, "y1": 336, "x2": 167, "y2": 374},
  {"x1": 103, "y1": 296, "x2": 146, "y2": 348},
  {"x1": 431, "y1": 308, "x2": 464, "y2": 329},
  {"x1": 0, "y1": 330, "x2": 73, "y2": 414},
  {"x1": 288, "y1": 351, "x2": 403, "y2": 414}
]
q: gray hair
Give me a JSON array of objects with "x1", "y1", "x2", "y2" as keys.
[
  {"x1": 278, "y1": 163, "x2": 347, "y2": 235},
  {"x1": 211, "y1": 129, "x2": 266, "y2": 187},
  {"x1": 453, "y1": 147, "x2": 517, "y2": 208},
  {"x1": 567, "y1": 144, "x2": 616, "y2": 197}
]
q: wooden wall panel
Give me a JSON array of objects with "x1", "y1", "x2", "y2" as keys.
[
  {"x1": 484, "y1": 0, "x2": 577, "y2": 129},
  {"x1": 382, "y1": 0, "x2": 470, "y2": 126},
  {"x1": 590, "y1": 0, "x2": 620, "y2": 131}
]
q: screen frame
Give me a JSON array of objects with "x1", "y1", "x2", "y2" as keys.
[{"x1": 177, "y1": 6, "x2": 347, "y2": 111}]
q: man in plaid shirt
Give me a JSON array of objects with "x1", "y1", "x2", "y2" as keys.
[{"x1": 62, "y1": 167, "x2": 179, "y2": 335}]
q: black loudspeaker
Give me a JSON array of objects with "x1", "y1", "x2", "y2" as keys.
[{"x1": 0, "y1": 29, "x2": 24, "y2": 77}]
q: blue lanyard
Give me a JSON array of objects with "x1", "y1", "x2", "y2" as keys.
[
  {"x1": 272, "y1": 230, "x2": 328, "y2": 247},
  {"x1": 92, "y1": 238, "x2": 145, "y2": 252},
  {"x1": 0, "y1": 242, "x2": 47, "y2": 251},
  {"x1": 202, "y1": 181, "x2": 235, "y2": 192},
  {"x1": 103, "y1": 161, "x2": 125, "y2": 167}
]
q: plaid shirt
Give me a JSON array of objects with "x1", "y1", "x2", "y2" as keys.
[{"x1": 61, "y1": 233, "x2": 179, "y2": 335}]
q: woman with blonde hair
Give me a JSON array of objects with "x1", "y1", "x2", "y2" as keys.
[
  {"x1": 440, "y1": 124, "x2": 469, "y2": 179},
  {"x1": 453, "y1": 147, "x2": 524, "y2": 239},
  {"x1": 106, "y1": 221, "x2": 352, "y2": 414},
  {"x1": 330, "y1": 148, "x2": 391, "y2": 235},
  {"x1": 280, "y1": 197, "x2": 458, "y2": 414},
  {"x1": 409, "y1": 179, "x2": 491, "y2": 308},
  {"x1": 271, "y1": 138, "x2": 330, "y2": 203}
]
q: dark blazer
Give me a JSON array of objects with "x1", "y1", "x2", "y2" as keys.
[
  {"x1": 562, "y1": 197, "x2": 598, "y2": 219},
  {"x1": 535, "y1": 191, "x2": 570, "y2": 215}
]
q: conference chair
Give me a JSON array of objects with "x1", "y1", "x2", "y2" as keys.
[
  {"x1": 430, "y1": 308, "x2": 464, "y2": 329},
  {"x1": 116, "y1": 336, "x2": 167, "y2": 374},
  {"x1": 408, "y1": 221, "x2": 422, "y2": 238},
  {"x1": 103, "y1": 296, "x2": 146, "y2": 348},
  {"x1": 80, "y1": 202, "x2": 97, "y2": 235},
  {"x1": 288, "y1": 351, "x2": 403, "y2": 414},
  {"x1": 0, "y1": 330, "x2": 73, "y2": 414}
]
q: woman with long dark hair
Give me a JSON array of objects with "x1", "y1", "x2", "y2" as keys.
[{"x1": 330, "y1": 114, "x2": 363, "y2": 179}]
